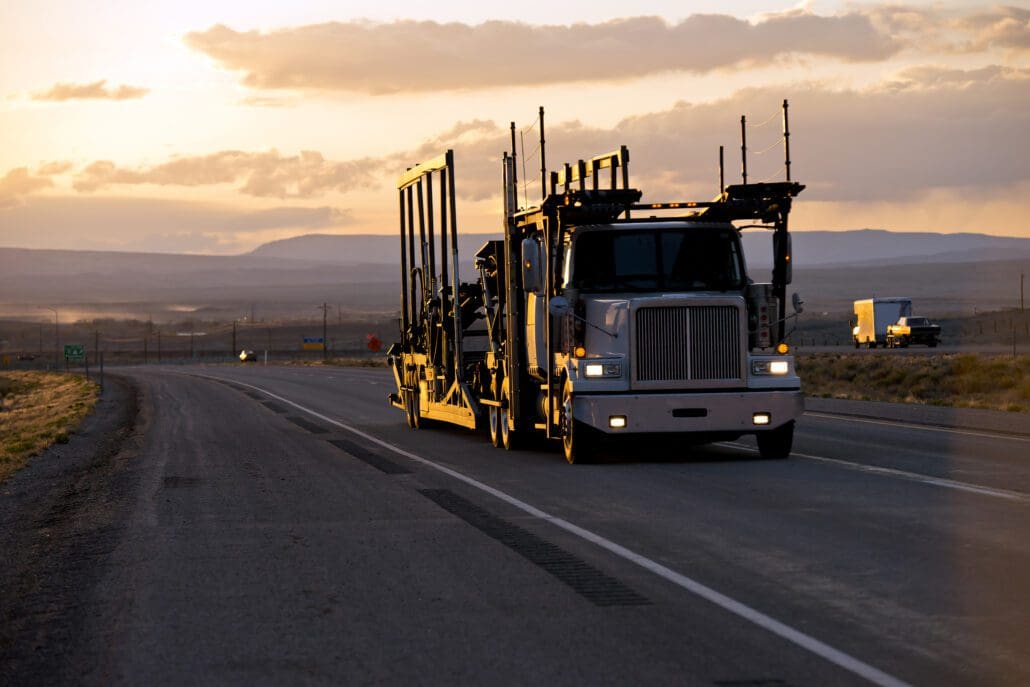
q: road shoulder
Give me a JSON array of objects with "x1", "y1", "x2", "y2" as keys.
[
  {"x1": 805, "y1": 396, "x2": 1029, "y2": 436},
  {"x1": 0, "y1": 374, "x2": 142, "y2": 683}
]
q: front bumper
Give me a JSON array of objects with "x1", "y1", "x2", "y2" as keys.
[{"x1": 573, "y1": 389, "x2": 803, "y2": 434}]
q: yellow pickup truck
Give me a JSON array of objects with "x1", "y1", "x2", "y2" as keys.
[{"x1": 885, "y1": 316, "x2": 941, "y2": 348}]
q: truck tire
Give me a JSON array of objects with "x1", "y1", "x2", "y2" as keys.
[
  {"x1": 405, "y1": 389, "x2": 416, "y2": 428},
  {"x1": 488, "y1": 404, "x2": 501, "y2": 447},
  {"x1": 411, "y1": 390, "x2": 425, "y2": 429},
  {"x1": 901, "y1": 336, "x2": 910, "y2": 348},
  {"x1": 500, "y1": 387, "x2": 520, "y2": 450},
  {"x1": 853, "y1": 338, "x2": 859, "y2": 349},
  {"x1": 561, "y1": 379, "x2": 593, "y2": 464},
  {"x1": 756, "y1": 421, "x2": 794, "y2": 459}
]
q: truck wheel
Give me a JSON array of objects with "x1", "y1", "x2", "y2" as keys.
[
  {"x1": 488, "y1": 404, "x2": 501, "y2": 447},
  {"x1": 500, "y1": 387, "x2": 519, "y2": 450},
  {"x1": 756, "y1": 421, "x2": 794, "y2": 460},
  {"x1": 901, "y1": 337, "x2": 910, "y2": 348},
  {"x1": 853, "y1": 338, "x2": 859, "y2": 349},
  {"x1": 561, "y1": 379, "x2": 593, "y2": 464},
  {"x1": 405, "y1": 389, "x2": 416, "y2": 428},
  {"x1": 411, "y1": 390, "x2": 424, "y2": 429}
]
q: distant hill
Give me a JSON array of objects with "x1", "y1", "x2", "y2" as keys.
[
  {"x1": 1, "y1": 229, "x2": 1027, "y2": 321},
  {"x1": 739, "y1": 229, "x2": 1030, "y2": 267},
  {"x1": 249, "y1": 232, "x2": 499, "y2": 264},
  {"x1": 249, "y1": 229, "x2": 1030, "y2": 268}
]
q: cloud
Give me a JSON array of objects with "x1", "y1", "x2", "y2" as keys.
[
  {"x1": 383, "y1": 65, "x2": 1030, "y2": 204},
  {"x1": 955, "y1": 6, "x2": 1030, "y2": 53},
  {"x1": 37, "y1": 161, "x2": 74, "y2": 176},
  {"x1": 0, "y1": 196, "x2": 349, "y2": 253},
  {"x1": 73, "y1": 150, "x2": 380, "y2": 199},
  {"x1": 32, "y1": 79, "x2": 149, "y2": 101},
  {"x1": 184, "y1": 13, "x2": 900, "y2": 94},
  {"x1": 0, "y1": 167, "x2": 53, "y2": 208}
]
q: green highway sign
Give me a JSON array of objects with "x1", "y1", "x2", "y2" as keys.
[{"x1": 64, "y1": 344, "x2": 85, "y2": 360}]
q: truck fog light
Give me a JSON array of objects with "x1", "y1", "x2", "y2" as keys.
[
  {"x1": 609, "y1": 415, "x2": 627, "y2": 429},
  {"x1": 585, "y1": 363, "x2": 604, "y2": 377},
  {"x1": 753, "y1": 412, "x2": 771, "y2": 425},
  {"x1": 769, "y1": 360, "x2": 789, "y2": 374}
]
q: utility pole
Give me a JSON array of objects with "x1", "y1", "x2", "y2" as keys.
[
  {"x1": 40, "y1": 307, "x2": 59, "y2": 368},
  {"x1": 319, "y1": 303, "x2": 329, "y2": 360},
  {"x1": 232, "y1": 319, "x2": 237, "y2": 357},
  {"x1": 1021, "y1": 272, "x2": 1025, "y2": 312},
  {"x1": 94, "y1": 330, "x2": 100, "y2": 360}
]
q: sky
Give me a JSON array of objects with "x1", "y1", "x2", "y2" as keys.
[{"x1": 0, "y1": 0, "x2": 1028, "y2": 254}]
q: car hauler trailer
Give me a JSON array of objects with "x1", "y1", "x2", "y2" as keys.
[{"x1": 388, "y1": 103, "x2": 805, "y2": 462}]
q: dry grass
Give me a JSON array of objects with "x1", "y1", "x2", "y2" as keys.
[
  {"x1": 282, "y1": 356, "x2": 387, "y2": 368},
  {"x1": 798, "y1": 353, "x2": 1030, "y2": 413},
  {"x1": 0, "y1": 371, "x2": 98, "y2": 483}
]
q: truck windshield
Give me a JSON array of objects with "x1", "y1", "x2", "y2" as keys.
[{"x1": 570, "y1": 226, "x2": 744, "y2": 293}]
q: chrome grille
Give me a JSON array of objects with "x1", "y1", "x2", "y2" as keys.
[{"x1": 635, "y1": 305, "x2": 741, "y2": 383}]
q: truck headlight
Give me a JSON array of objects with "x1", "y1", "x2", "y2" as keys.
[
  {"x1": 752, "y1": 359, "x2": 790, "y2": 375},
  {"x1": 584, "y1": 362, "x2": 622, "y2": 378}
]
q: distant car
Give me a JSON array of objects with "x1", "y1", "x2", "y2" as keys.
[
  {"x1": 239, "y1": 350, "x2": 257, "y2": 362},
  {"x1": 886, "y1": 316, "x2": 941, "y2": 348}
]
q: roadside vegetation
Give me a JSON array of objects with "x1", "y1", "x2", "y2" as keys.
[
  {"x1": 0, "y1": 372, "x2": 98, "y2": 483},
  {"x1": 280, "y1": 356, "x2": 387, "y2": 368},
  {"x1": 798, "y1": 353, "x2": 1030, "y2": 413}
]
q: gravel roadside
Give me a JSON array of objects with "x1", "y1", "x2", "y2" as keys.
[{"x1": 0, "y1": 374, "x2": 142, "y2": 685}]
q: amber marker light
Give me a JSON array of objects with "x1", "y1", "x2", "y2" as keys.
[{"x1": 776, "y1": 342, "x2": 790, "y2": 354}]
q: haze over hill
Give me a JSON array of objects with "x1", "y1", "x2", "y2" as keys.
[
  {"x1": 1, "y1": 229, "x2": 1026, "y2": 322},
  {"x1": 250, "y1": 230, "x2": 1030, "y2": 267}
]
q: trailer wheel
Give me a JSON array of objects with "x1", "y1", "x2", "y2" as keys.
[
  {"x1": 488, "y1": 404, "x2": 501, "y2": 447},
  {"x1": 756, "y1": 421, "x2": 794, "y2": 459},
  {"x1": 561, "y1": 379, "x2": 593, "y2": 464},
  {"x1": 405, "y1": 389, "x2": 416, "y2": 428},
  {"x1": 500, "y1": 387, "x2": 519, "y2": 450},
  {"x1": 411, "y1": 389, "x2": 424, "y2": 429}
]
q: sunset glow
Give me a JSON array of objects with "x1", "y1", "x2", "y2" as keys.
[{"x1": 2, "y1": 0, "x2": 1028, "y2": 253}]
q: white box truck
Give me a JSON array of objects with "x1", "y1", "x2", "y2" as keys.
[{"x1": 852, "y1": 298, "x2": 912, "y2": 348}]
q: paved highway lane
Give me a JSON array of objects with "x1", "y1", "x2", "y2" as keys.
[{"x1": 25, "y1": 365, "x2": 1030, "y2": 685}]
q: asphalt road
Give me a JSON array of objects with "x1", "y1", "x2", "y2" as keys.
[{"x1": 5, "y1": 364, "x2": 1030, "y2": 686}]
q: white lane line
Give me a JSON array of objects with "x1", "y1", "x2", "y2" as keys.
[
  {"x1": 724, "y1": 443, "x2": 1028, "y2": 503},
  {"x1": 195, "y1": 372, "x2": 908, "y2": 687},
  {"x1": 805, "y1": 411, "x2": 1030, "y2": 444}
]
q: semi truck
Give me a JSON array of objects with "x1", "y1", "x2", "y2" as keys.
[
  {"x1": 387, "y1": 103, "x2": 805, "y2": 463},
  {"x1": 851, "y1": 298, "x2": 912, "y2": 348}
]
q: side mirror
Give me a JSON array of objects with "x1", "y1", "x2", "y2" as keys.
[
  {"x1": 791, "y1": 292, "x2": 804, "y2": 314},
  {"x1": 548, "y1": 296, "x2": 571, "y2": 316},
  {"x1": 773, "y1": 232, "x2": 792, "y2": 285},
  {"x1": 521, "y1": 238, "x2": 544, "y2": 294}
]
